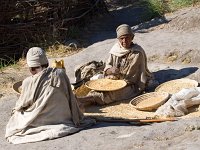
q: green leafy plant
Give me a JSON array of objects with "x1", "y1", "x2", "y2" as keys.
[
  {"x1": 169, "y1": 0, "x2": 200, "y2": 11},
  {"x1": 140, "y1": 0, "x2": 169, "y2": 21},
  {"x1": 0, "y1": 55, "x2": 17, "y2": 70},
  {"x1": 140, "y1": 0, "x2": 200, "y2": 21}
]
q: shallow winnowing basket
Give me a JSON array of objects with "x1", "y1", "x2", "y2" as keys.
[
  {"x1": 13, "y1": 80, "x2": 75, "y2": 94},
  {"x1": 85, "y1": 79, "x2": 127, "y2": 91},
  {"x1": 129, "y1": 92, "x2": 170, "y2": 111},
  {"x1": 13, "y1": 81, "x2": 22, "y2": 94},
  {"x1": 155, "y1": 78, "x2": 199, "y2": 94}
]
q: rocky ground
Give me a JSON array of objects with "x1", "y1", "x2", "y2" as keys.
[{"x1": 1, "y1": 4, "x2": 200, "y2": 150}]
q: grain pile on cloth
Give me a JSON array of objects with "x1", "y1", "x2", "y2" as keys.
[
  {"x1": 5, "y1": 68, "x2": 95, "y2": 144},
  {"x1": 84, "y1": 100, "x2": 155, "y2": 119},
  {"x1": 85, "y1": 88, "x2": 200, "y2": 120}
]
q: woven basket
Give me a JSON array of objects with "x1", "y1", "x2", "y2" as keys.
[
  {"x1": 74, "y1": 84, "x2": 91, "y2": 97},
  {"x1": 13, "y1": 80, "x2": 75, "y2": 94},
  {"x1": 85, "y1": 79, "x2": 127, "y2": 91},
  {"x1": 13, "y1": 81, "x2": 22, "y2": 94},
  {"x1": 129, "y1": 92, "x2": 169, "y2": 111},
  {"x1": 155, "y1": 78, "x2": 198, "y2": 94}
]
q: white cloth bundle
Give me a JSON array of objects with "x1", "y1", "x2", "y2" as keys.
[{"x1": 155, "y1": 87, "x2": 200, "y2": 117}]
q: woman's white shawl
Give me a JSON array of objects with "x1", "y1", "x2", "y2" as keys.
[{"x1": 5, "y1": 68, "x2": 94, "y2": 144}]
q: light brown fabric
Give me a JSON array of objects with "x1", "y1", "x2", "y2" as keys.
[
  {"x1": 74, "y1": 61, "x2": 104, "y2": 84},
  {"x1": 5, "y1": 68, "x2": 95, "y2": 144},
  {"x1": 116, "y1": 24, "x2": 134, "y2": 38},
  {"x1": 90, "y1": 43, "x2": 152, "y2": 105}
]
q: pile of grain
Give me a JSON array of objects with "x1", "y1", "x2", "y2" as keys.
[
  {"x1": 155, "y1": 78, "x2": 198, "y2": 94},
  {"x1": 85, "y1": 79, "x2": 127, "y2": 91},
  {"x1": 85, "y1": 100, "x2": 155, "y2": 119},
  {"x1": 137, "y1": 97, "x2": 164, "y2": 108},
  {"x1": 85, "y1": 100, "x2": 200, "y2": 120}
]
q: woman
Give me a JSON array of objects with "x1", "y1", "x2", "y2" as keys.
[
  {"x1": 6, "y1": 47, "x2": 94, "y2": 144},
  {"x1": 78, "y1": 24, "x2": 153, "y2": 106}
]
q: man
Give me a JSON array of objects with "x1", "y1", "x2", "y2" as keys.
[
  {"x1": 78, "y1": 24, "x2": 153, "y2": 105},
  {"x1": 5, "y1": 47, "x2": 94, "y2": 144}
]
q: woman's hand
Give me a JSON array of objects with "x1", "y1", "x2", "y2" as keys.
[
  {"x1": 105, "y1": 67, "x2": 120, "y2": 75},
  {"x1": 105, "y1": 75, "x2": 119, "y2": 80}
]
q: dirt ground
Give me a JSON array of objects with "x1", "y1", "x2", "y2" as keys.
[{"x1": 1, "y1": 4, "x2": 200, "y2": 150}]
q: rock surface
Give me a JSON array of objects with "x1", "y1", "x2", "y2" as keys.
[{"x1": 1, "y1": 5, "x2": 200, "y2": 150}]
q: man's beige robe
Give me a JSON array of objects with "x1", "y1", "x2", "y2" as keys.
[
  {"x1": 5, "y1": 68, "x2": 94, "y2": 144},
  {"x1": 89, "y1": 43, "x2": 153, "y2": 105}
]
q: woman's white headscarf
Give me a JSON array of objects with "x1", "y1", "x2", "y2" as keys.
[{"x1": 26, "y1": 47, "x2": 48, "y2": 67}]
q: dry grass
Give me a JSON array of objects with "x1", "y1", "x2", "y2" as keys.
[
  {"x1": 0, "y1": 59, "x2": 29, "y2": 96},
  {"x1": 165, "y1": 51, "x2": 179, "y2": 63},
  {"x1": 46, "y1": 43, "x2": 82, "y2": 58}
]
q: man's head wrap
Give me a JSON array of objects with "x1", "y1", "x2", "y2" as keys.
[
  {"x1": 26, "y1": 47, "x2": 48, "y2": 67},
  {"x1": 116, "y1": 24, "x2": 134, "y2": 38}
]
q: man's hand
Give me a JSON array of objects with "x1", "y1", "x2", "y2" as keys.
[
  {"x1": 105, "y1": 67, "x2": 120, "y2": 75},
  {"x1": 105, "y1": 75, "x2": 119, "y2": 80}
]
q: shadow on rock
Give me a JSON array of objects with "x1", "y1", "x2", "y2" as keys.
[
  {"x1": 154, "y1": 67, "x2": 199, "y2": 84},
  {"x1": 132, "y1": 16, "x2": 169, "y2": 33},
  {"x1": 84, "y1": 5, "x2": 169, "y2": 46}
]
